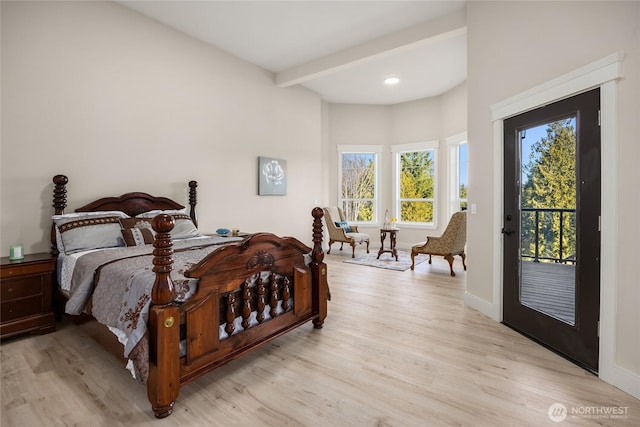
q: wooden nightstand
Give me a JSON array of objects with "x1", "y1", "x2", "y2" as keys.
[{"x1": 1, "y1": 253, "x2": 56, "y2": 339}]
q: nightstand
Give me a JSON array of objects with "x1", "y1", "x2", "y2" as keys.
[{"x1": 1, "y1": 253, "x2": 56, "y2": 339}]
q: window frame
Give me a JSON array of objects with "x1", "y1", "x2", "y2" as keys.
[
  {"x1": 337, "y1": 144, "x2": 382, "y2": 225},
  {"x1": 447, "y1": 132, "x2": 468, "y2": 217},
  {"x1": 391, "y1": 140, "x2": 439, "y2": 230}
]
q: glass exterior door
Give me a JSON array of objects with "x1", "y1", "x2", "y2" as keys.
[{"x1": 503, "y1": 88, "x2": 601, "y2": 373}]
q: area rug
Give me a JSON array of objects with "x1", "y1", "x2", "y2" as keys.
[{"x1": 342, "y1": 250, "x2": 424, "y2": 271}]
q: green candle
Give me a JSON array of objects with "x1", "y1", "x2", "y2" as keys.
[{"x1": 9, "y1": 244, "x2": 24, "y2": 260}]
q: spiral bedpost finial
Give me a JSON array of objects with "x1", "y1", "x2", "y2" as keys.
[
  {"x1": 52, "y1": 174, "x2": 68, "y2": 215},
  {"x1": 51, "y1": 174, "x2": 69, "y2": 255},
  {"x1": 188, "y1": 180, "x2": 198, "y2": 228},
  {"x1": 311, "y1": 207, "x2": 324, "y2": 264},
  {"x1": 151, "y1": 214, "x2": 175, "y2": 305}
]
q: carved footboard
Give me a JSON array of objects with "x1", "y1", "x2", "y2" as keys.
[{"x1": 147, "y1": 208, "x2": 328, "y2": 418}]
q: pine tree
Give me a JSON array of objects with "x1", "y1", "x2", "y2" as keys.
[
  {"x1": 399, "y1": 151, "x2": 434, "y2": 222},
  {"x1": 522, "y1": 119, "x2": 576, "y2": 262}
]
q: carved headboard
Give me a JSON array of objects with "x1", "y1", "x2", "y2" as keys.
[{"x1": 51, "y1": 175, "x2": 198, "y2": 255}]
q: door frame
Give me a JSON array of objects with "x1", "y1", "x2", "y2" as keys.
[{"x1": 468, "y1": 53, "x2": 627, "y2": 388}]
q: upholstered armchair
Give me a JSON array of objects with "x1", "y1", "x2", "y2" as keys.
[
  {"x1": 323, "y1": 207, "x2": 370, "y2": 258},
  {"x1": 410, "y1": 211, "x2": 467, "y2": 276}
]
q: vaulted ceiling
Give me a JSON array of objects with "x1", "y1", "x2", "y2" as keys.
[{"x1": 120, "y1": 1, "x2": 467, "y2": 105}]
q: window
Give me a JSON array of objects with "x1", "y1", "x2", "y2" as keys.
[
  {"x1": 392, "y1": 141, "x2": 438, "y2": 227},
  {"x1": 337, "y1": 145, "x2": 381, "y2": 223},
  {"x1": 447, "y1": 132, "x2": 468, "y2": 214}
]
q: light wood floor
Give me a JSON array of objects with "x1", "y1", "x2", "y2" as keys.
[{"x1": 1, "y1": 251, "x2": 638, "y2": 426}]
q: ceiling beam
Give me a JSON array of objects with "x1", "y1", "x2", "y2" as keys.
[{"x1": 275, "y1": 9, "x2": 466, "y2": 88}]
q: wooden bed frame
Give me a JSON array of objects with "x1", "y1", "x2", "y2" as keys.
[{"x1": 51, "y1": 174, "x2": 329, "y2": 418}]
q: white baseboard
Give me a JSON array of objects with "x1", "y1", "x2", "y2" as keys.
[
  {"x1": 601, "y1": 364, "x2": 640, "y2": 400},
  {"x1": 463, "y1": 291, "x2": 500, "y2": 321}
]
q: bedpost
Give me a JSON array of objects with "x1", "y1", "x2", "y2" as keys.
[
  {"x1": 310, "y1": 207, "x2": 329, "y2": 329},
  {"x1": 147, "y1": 214, "x2": 180, "y2": 418},
  {"x1": 188, "y1": 180, "x2": 198, "y2": 228},
  {"x1": 150, "y1": 215, "x2": 176, "y2": 304},
  {"x1": 51, "y1": 174, "x2": 68, "y2": 255}
]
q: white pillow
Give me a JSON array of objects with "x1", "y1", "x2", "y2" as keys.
[
  {"x1": 135, "y1": 210, "x2": 201, "y2": 240},
  {"x1": 170, "y1": 214, "x2": 202, "y2": 239},
  {"x1": 53, "y1": 211, "x2": 130, "y2": 254},
  {"x1": 54, "y1": 216, "x2": 124, "y2": 254}
]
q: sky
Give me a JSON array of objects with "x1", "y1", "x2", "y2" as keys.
[
  {"x1": 520, "y1": 123, "x2": 546, "y2": 183},
  {"x1": 459, "y1": 143, "x2": 468, "y2": 188}
]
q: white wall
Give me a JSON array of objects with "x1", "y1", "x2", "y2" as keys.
[
  {"x1": 441, "y1": 81, "x2": 468, "y2": 138},
  {"x1": 466, "y1": 1, "x2": 639, "y2": 393},
  {"x1": 0, "y1": 1, "x2": 323, "y2": 255},
  {"x1": 325, "y1": 82, "x2": 468, "y2": 249},
  {"x1": 389, "y1": 97, "x2": 445, "y2": 246},
  {"x1": 325, "y1": 103, "x2": 391, "y2": 241}
]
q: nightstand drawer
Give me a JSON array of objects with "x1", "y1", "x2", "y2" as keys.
[
  {"x1": 1, "y1": 262, "x2": 54, "y2": 279},
  {"x1": 1, "y1": 296, "x2": 44, "y2": 322},
  {"x1": 1, "y1": 275, "x2": 45, "y2": 299}
]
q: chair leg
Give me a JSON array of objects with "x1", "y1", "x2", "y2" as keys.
[
  {"x1": 410, "y1": 250, "x2": 417, "y2": 270},
  {"x1": 444, "y1": 254, "x2": 455, "y2": 277},
  {"x1": 339, "y1": 242, "x2": 344, "y2": 251},
  {"x1": 428, "y1": 254, "x2": 432, "y2": 264},
  {"x1": 365, "y1": 240, "x2": 370, "y2": 254},
  {"x1": 350, "y1": 242, "x2": 356, "y2": 258},
  {"x1": 327, "y1": 240, "x2": 334, "y2": 254},
  {"x1": 460, "y1": 253, "x2": 467, "y2": 271}
]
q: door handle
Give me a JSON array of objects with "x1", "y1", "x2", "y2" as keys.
[{"x1": 501, "y1": 227, "x2": 513, "y2": 236}]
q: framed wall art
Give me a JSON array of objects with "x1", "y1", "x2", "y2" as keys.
[{"x1": 258, "y1": 156, "x2": 287, "y2": 196}]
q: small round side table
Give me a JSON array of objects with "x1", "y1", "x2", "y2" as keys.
[{"x1": 377, "y1": 228, "x2": 399, "y2": 261}]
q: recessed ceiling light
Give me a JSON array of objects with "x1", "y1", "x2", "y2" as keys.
[{"x1": 384, "y1": 76, "x2": 400, "y2": 85}]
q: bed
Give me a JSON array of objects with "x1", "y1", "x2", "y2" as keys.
[{"x1": 50, "y1": 174, "x2": 329, "y2": 418}]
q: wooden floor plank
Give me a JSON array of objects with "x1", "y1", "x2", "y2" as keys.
[{"x1": 1, "y1": 252, "x2": 638, "y2": 426}]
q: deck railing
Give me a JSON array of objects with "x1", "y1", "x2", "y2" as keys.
[{"x1": 521, "y1": 207, "x2": 576, "y2": 264}]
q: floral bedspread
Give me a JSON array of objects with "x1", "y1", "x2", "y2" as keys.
[{"x1": 65, "y1": 236, "x2": 242, "y2": 382}]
